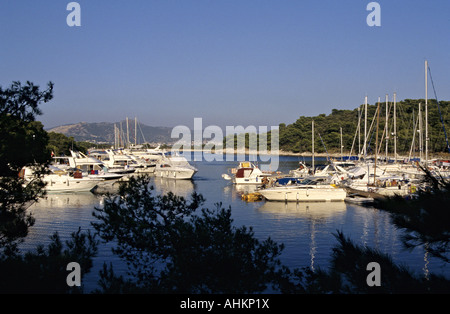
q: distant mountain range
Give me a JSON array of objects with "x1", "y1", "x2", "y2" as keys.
[{"x1": 46, "y1": 121, "x2": 175, "y2": 144}]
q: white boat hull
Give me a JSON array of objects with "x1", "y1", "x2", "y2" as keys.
[
  {"x1": 233, "y1": 176, "x2": 266, "y2": 185},
  {"x1": 154, "y1": 168, "x2": 197, "y2": 180},
  {"x1": 345, "y1": 196, "x2": 375, "y2": 205},
  {"x1": 349, "y1": 183, "x2": 412, "y2": 197},
  {"x1": 87, "y1": 173, "x2": 123, "y2": 181},
  {"x1": 260, "y1": 186, "x2": 347, "y2": 202},
  {"x1": 135, "y1": 165, "x2": 156, "y2": 174},
  {"x1": 44, "y1": 175, "x2": 102, "y2": 193}
]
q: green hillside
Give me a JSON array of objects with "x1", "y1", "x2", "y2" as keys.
[
  {"x1": 46, "y1": 121, "x2": 174, "y2": 144},
  {"x1": 278, "y1": 99, "x2": 450, "y2": 157}
]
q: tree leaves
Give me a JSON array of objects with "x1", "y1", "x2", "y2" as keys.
[{"x1": 92, "y1": 175, "x2": 287, "y2": 293}]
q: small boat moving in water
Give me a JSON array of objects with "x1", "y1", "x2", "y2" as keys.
[{"x1": 222, "y1": 161, "x2": 273, "y2": 185}]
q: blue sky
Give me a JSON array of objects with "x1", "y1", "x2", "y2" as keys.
[{"x1": 1, "y1": 1, "x2": 449, "y2": 130}]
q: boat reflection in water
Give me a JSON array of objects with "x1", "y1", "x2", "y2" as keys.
[
  {"x1": 23, "y1": 192, "x2": 102, "y2": 250},
  {"x1": 257, "y1": 201, "x2": 347, "y2": 272},
  {"x1": 257, "y1": 200, "x2": 347, "y2": 219},
  {"x1": 152, "y1": 176, "x2": 196, "y2": 199},
  {"x1": 35, "y1": 192, "x2": 100, "y2": 209},
  {"x1": 234, "y1": 184, "x2": 260, "y2": 195},
  {"x1": 96, "y1": 175, "x2": 197, "y2": 198}
]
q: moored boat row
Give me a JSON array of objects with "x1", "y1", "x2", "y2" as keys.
[
  {"x1": 21, "y1": 148, "x2": 198, "y2": 194},
  {"x1": 229, "y1": 157, "x2": 449, "y2": 204}
]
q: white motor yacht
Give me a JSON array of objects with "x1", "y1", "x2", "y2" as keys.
[
  {"x1": 289, "y1": 162, "x2": 310, "y2": 178},
  {"x1": 102, "y1": 149, "x2": 137, "y2": 174},
  {"x1": 127, "y1": 153, "x2": 157, "y2": 174},
  {"x1": 348, "y1": 175, "x2": 415, "y2": 197},
  {"x1": 21, "y1": 166, "x2": 102, "y2": 193},
  {"x1": 154, "y1": 153, "x2": 197, "y2": 180},
  {"x1": 53, "y1": 152, "x2": 124, "y2": 181},
  {"x1": 222, "y1": 161, "x2": 273, "y2": 185},
  {"x1": 259, "y1": 177, "x2": 347, "y2": 202}
]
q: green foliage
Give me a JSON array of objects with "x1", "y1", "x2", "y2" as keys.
[
  {"x1": 0, "y1": 228, "x2": 98, "y2": 293},
  {"x1": 92, "y1": 175, "x2": 287, "y2": 293},
  {"x1": 279, "y1": 170, "x2": 450, "y2": 294},
  {"x1": 0, "y1": 170, "x2": 47, "y2": 254},
  {"x1": 91, "y1": 174, "x2": 450, "y2": 294},
  {"x1": 278, "y1": 99, "x2": 450, "y2": 155},
  {"x1": 47, "y1": 131, "x2": 110, "y2": 156},
  {"x1": 0, "y1": 81, "x2": 53, "y2": 176},
  {"x1": 222, "y1": 132, "x2": 276, "y2": 152},
  {"x1": 305, "y1": 231, "x2": 450, "y2": 293},
  {"x1": 0, "y1": 81, "x2": 53, "y2": 254},
  {"x1": 0, "y1": 81, "x2": 98, "y2": 294},
  {"x1": 47, "y1": 132, "x2": 76, "y2": 156},
  {"x1": 376, "y1": 168, "x2": 450, "y2": 263}
]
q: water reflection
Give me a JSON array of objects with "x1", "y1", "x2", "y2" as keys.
[
  {"x1": 310, "y1": 220, "x2": 317, "y2": 272},
  {"x1": 222, "y1": 184, "x2": 260, "y2": 202},
  {"x1": 19, "y1": 156, "x2": 446, "y2": 289},
  {"x1": 152, "y1": 177, "x2": 196, "y2": 199},
  {"x1": 423, "y1": 243, "x2": 430, "y2": 281},
  {"x1": 258, "y1": 201, "x2": 347, "y2": 219},
  {"x1": 24, "y1": 192, "x2": 101, "y2": 251},
  {"x1": 94, "y1": 181, "x2": 121, "y2": 195},
  {"x1": 257, "y1": 201, "x2": 347, "y2": 271},
  {"x1": 234, "y1": 184, "x2": 260, "y2": 194},
  {"x1": 33, "y1": 192, "x2": 100, "y2": 209}
]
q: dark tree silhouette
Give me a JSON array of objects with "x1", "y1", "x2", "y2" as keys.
[
  {"x1": 0, "y1": 81, "x2": 53, "y2": 254},
  {"x1": 0, "y1": 81, "x2": 98, "y2": 293},
  {"x1": 376, "y1": 167, "x2": 450, "y2": 263},
  {"x1": 92, "y1": 175, "x2": 287, "y2": 293}
]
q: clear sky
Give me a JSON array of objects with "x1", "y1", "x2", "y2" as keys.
[{"x1": 1, "y1": 1, "x2": 449, "y2": 130}]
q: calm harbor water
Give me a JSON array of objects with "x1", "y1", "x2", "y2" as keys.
[{"x1": 22, "y1": 154, "x2": 449, "y2": 292}]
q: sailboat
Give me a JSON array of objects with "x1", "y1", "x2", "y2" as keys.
[{"x1": 260, "y1": 120, "x2": 347, "y2": 202}]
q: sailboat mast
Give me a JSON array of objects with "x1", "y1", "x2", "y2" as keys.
[
  {"x1": 385, "y1": 94, "x2": 389, "y2": 161},
  {"x1": 419, "y1": 103, "x2": 423, "y2": 161},
  {"x1": 120, "y1": 122, "x2": 123, "y2": 148},
  {"x1": 408, "y1": 109, "x2": 418, "y2": 162},
  {"x1": 358, "y1": 106, "x2": 361, "y2": 158},
  {"x1": 364, "y1": 95, "x2": 368, "y2": 158},
  {"x1": 394, "y1": 92, "x2": 397, "y2": 163},
  {"x1": 425, "y1": 60, "x2": 429, "y2": 165},
  {"x1": 374, "y1": 99, "x2": 380, "y2": 184},
  {"x1": 312, "y1": 120, "x2": 315, "y2": 172},
  {"x1": 126, "y1": 117, "x2": 130, "y2": 148},
  {"x1": 311, "y1": 120, "x2": 315, "y2": 174},
  {"x1": 114, "y1": 124, "x2": 117, "y2": 149}
]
